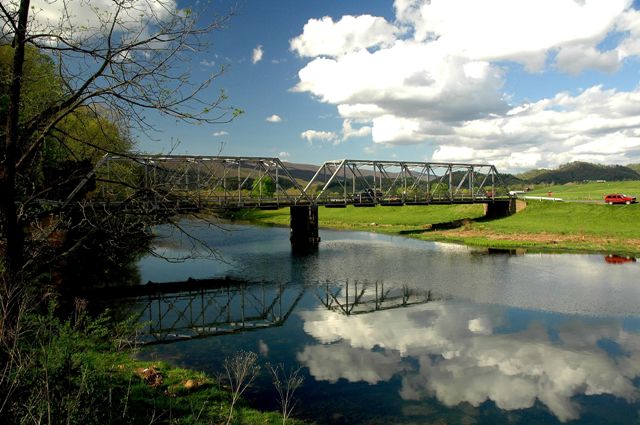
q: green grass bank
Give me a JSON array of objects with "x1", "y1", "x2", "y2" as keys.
[
  {"x1": 233, "y1": 201, "x2": 640, "y2": 255},
  {"x1": 525, "y1": 180, "x2": 640, "y2": 201}
]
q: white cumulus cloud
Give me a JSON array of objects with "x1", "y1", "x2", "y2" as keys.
[
  {"x1": 252, "y1": 45, "x2": 264, "y2": 64},
  {"x1": 200, "y1": 59, "x2": 217, "y2": 68},
  {"x1": 291, "y1": 0, "x2": 640, "y2": 171},
  {"x1": 266, "y1": 114, "x2": 283, "y2": 123},
  {"x1": 301, "y1": 130, "x2": 339, "y2": 145},
  {"x1": 431, "y1": 86, "x2": 640, "y2": 170},
  {"x1": 342, "y1": 119, "x2": 372, "y2": 141},
  {"x1": 24, "y1": 0, "x2": 178, "y2": 44},
  {"x1": 395, "y1": 0, "x2": 629, "y2": 70},
  {"x1": 290, "y1": 15, "x2": 398, "y2": 58}
]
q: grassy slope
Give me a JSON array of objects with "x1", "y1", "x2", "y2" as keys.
[
  {"x1": 235, "y1": 201, "x2": 640, "y2": 255},
  {"x1": 525, "y1": 180, "x2": 640, "y2": 200},
  {"x1": 481, "y1": 201, "x2": 638, "y2": 236}
]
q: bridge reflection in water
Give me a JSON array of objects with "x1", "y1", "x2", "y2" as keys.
[
  {"x1": 132, "y1": 281, "x2": 304, "y2": 345},
  {"x1": 128, "y1": 279, "x2": 438, "y2": 345},
  {"x1": 317, "y1": 280, "x2": 437, "y2": 316}
]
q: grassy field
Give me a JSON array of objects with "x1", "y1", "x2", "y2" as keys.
[
  {"x1": 234, "y1": 204, "x2": 485, "y2": 233},
  {"x1": 451, "y1": 201, "x2": 640, "y2": 253},
  {"x1": 525, "y1": 180, "x2": 640, "y2": 201},
  {"x1": 234, "y1": 200, "x2": 640, "y2": 255},
  {"x1": 478, "y1": 201, "x2": 639, "y2": 236}
]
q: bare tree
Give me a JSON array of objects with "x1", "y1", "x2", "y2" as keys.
[
  {"x1": 267, "y1": 363, "x2": 304, "y2": 425},
  {"x1": 0, "y1": 0, "x2": 240, "y2": 283},
  {"x1": 223, "y1": 350, "x2": 260, "y2": 425}
]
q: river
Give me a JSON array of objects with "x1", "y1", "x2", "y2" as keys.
[{"x1": 125, "y1": 220, "x2": 640, "y2": 424}]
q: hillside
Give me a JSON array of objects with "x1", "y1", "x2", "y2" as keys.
[
  {"x1": 518, "y1": 162, "x2": 640, "y2": 184},
  {"x1": 280, "y1": 160, "x2": 640, "y2": 186},
  {"x1": 627, "y1": 163, "x2": 640, "y2": 174},
  {"x1": 498, "y1": 173, "x2": 524, "y2": 186},
  {"x1": 517, "y1": 168, "x2": 549, "y2": 182}
]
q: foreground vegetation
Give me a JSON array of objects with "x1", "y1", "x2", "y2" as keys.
[
  {"x1": 0, "y1": 302, "x2": 301, "y2": 425},
  {"x1": 234, "y1": 200, "x2": 640, "y2": 255}
]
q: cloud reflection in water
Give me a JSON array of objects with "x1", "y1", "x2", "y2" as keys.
[{"x1": 298, "y1": 301, "x2": 640, "y2": 422}]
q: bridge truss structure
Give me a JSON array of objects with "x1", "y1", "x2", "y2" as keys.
[
  {"x1": 307, "y1": 159, "x2": 509, "y2": 207},
  {"x1": 72, "y1": 154, "x2": 511, "y2": 210}
]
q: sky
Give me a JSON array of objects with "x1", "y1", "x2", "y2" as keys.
[{"x1": 27, "y1": 0, "x2": 640, "y2": 173}]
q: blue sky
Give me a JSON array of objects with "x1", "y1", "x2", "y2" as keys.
[
  {"x1": 140, "y1": 0, "x2": 401, "y2": 161},
  {"x1": 27, "y1": 0, "x2": 640, "y2": 172}
]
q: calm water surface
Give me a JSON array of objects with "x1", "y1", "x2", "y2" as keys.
[{"x1": 131, "y1": 221, "x2": 640, "y2": 424}]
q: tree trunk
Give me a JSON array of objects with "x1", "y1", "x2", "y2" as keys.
[{"x1": 1, "y1": 0, "x2": 30, "y2": 281}]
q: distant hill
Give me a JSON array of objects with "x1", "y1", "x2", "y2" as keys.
[
  {"x1": 517, "y1": 168, "x2": 550, "y2": 182},
  {"x1": 281, "y1": 161, "x2": 323, "y2": 182},
  {"x1": 627, "y1": 163, "x2": 640, "y2": 174},
  {"x1": 519, "y1": 162, "x2": 640, "y2": 184},
  {"x1": 283, "y1": 160, "x2": 640, "y2": 187},
  {"x1": 498, "y1": 173, "x2": 525, "y2": 186}
]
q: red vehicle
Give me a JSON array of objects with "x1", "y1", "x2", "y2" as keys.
[
  {"x1": 604, "y1": 255, "x2": 636, "y2": 264},
  {"x1": 604, "y1": 194, "x2": 636, "y2": 205}
]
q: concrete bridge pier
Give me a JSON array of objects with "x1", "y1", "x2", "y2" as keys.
[
  {"x1": 290, "y1": 205, "x2": 321, "y2": 252},
  {"x1": 484, "y1": 199, "x2": 516, "y2": 219}
]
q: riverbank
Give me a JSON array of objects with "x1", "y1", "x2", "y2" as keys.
[
  {"x1": 97, "y1": 354, "x2": 292, "y2": 424},
  {"x1": 232, "y1": 201, "x2": 640, "y2": 255},
  {"x1": 1, "y1": 303, "x2": 301, "y2": 424}
]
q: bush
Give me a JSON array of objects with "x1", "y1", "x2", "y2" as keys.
[{"x1": 3, "y1": 304, "x2": 138, "y2": 424}]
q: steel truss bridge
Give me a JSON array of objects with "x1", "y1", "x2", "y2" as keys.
[{"x1": 71, "y1": 154, "x2": 511, "y2": 210}]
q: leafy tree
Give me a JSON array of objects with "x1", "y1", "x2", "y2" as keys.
[
  {"x1": 430, "y1": 182, "x2": 450, "y2": 197},
  {"x1": 251, "y1": 176, "x2": 276, "y2": 198},
  {"x1": 1, "y1": 0, "x2": 239, "y2": 283}
]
